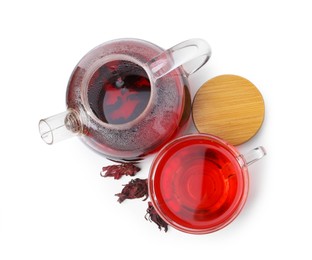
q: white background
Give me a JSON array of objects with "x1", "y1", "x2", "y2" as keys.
[{"x1": 1, "y1": 0, "x2": 311, "y2": 259}]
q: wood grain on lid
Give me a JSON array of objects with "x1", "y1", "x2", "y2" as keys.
[{"x1": 192, "y1": 75, "x2": 265, "y2": 145}]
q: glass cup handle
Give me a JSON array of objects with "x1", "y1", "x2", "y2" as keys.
[
  {"x1": 146, "y1": 39, "x2": 211, "y2": 80},
  {"x1": 242, "y1": 146, "x2": 267, "y2": 166}
]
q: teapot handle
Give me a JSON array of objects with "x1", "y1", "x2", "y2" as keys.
[{"x1": 146, "y1": 39, "x2": 211, "y2": 80}]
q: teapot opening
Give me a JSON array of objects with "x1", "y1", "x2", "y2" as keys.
[{"x1": 87, "y1": 59, "x2": 152, "y2": 126}]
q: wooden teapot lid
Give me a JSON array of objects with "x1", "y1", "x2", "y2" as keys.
[{"x1": 192, "y1": 75, "x2": 265, "y2": 145}]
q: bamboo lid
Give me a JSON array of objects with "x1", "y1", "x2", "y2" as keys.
[{"x1": 192, "y1": 75, "x2": 265, "y2": 145}]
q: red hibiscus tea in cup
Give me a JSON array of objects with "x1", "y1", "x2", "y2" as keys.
[{"x1": 149, "y1": 134, "x2": 265, "y2": 234}]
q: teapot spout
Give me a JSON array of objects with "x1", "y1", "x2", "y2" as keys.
[{"x1": 39, "y1": 110, "x2": 82, "y2": 145}]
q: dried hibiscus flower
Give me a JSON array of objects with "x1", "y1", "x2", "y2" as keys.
[
  {"x1": 145, "y1": 202, "x2": 168, "y2": 232},
  {"x1": 116, "y1": 178, "x2": 148, "y2": 203},
  {"x1": 100, "y1": 163, "x2": 140, "y2": 180}
]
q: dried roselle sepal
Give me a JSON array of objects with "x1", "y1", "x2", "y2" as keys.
[
  {"x1": 115, "y1": 178, "x2": 148, "y2": 203},
  {"x1": 100, "y1": 163, "x2": 140, "y2": 180},
  {"x1": 145, "y1": 202, "x2": 168, "y2": 232}
]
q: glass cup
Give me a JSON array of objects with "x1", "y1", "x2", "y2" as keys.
[{"x1": 148, "y1": 134, "x2": 266, "y2": 234}]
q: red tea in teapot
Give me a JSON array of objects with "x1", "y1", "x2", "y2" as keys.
[
  {"x1": 42, "y1": 38, "x2": 211, "y2": 159},
  {"x1": 88, "y1": 60, "x2": 151, "y2": 125},
  {"x1": 83, "y1": 55, "x2": 191, "y2": 158}
]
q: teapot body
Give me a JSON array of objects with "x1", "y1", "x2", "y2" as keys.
[
  {"x1": 39, "y1": 38, "x2": 211, "y2": 160},
  {"x1": 66, "y1": 39, "x2": 190, "y2": 160}
]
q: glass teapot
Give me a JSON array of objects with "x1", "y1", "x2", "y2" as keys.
[{"x1": 39, "y1": 38, "x2": 211, "y2": 160}]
